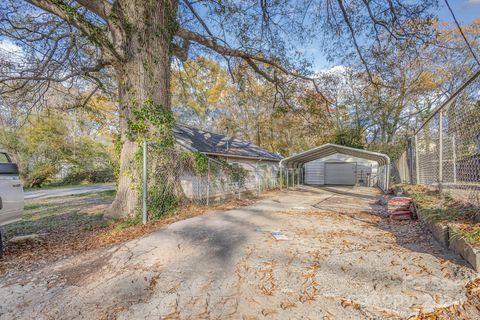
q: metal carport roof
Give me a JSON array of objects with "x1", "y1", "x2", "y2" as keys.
[
  {"x1": 280, "y1": 143, "x2": 390, "y2": 168},
  {"x1": 279, "y1": 144, "x2": 391, "y2": 192}
]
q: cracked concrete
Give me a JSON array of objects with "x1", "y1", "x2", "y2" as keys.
[{"x1": 0, "y1": 186, "x2": 477, "y2": 319}]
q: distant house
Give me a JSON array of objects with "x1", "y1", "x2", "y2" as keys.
[{"x1": 173, "y1": 123, "x2": 283, "y2": 201}]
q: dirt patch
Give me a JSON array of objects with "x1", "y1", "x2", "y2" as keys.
[{"x1": 1, "y1": 192, "x2": 114, "y2": 274}]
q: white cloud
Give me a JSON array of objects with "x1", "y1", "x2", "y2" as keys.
[
  {"x1": 0, "y1": 39, "x2": 23, "y2": 55},
  {"x1": 317, "y1": 65, "x2": 348, "y2": 75},
  {"x1": 465, "y1": 0, "x2": 480, "y2": 6}
]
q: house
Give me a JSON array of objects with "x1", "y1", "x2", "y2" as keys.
[
  {"x1": 173, "y1": 123, "x2": 283, "y2": 201},
  {"x1": 280, "y1": 143, "x2": 390, "y2": 192}
]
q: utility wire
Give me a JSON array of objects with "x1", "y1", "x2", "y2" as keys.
[{"x1": 444, "y1": 0, "x2": 480, "y2": 66}]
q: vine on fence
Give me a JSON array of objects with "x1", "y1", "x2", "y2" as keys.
[{"x1": 127, "y1": 99, "x2": 179, "y2": 220}]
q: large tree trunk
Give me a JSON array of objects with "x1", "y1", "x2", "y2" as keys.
[{"x1": 109, "y1": 0, "x2": 178, "y2": 217}]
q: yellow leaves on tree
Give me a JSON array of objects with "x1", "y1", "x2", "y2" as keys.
[{"x1": 171, "y1": 57, "x2": 227, "y2": 115}]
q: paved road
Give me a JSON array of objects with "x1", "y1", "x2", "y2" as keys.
[
  {"x1": 2, "y1": 186, "x2": 476, "y2": 319},
  {"x1": 24, "y1": 183, "x2": 115, "y2": 200}
]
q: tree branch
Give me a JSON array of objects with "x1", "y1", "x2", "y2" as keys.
[
  {"x1": 26, "y1": 0, "x2": 124, "y2": 61},
  {"x1": 76, "y1": 0, "x2": 112, "y2": 21},
  {"x1": 336, "y1": 0, "x2": 374, "y2": 84},
  {"x1": 176, "y1": 28, "x2": 333, "y2": 105},
  {"x1": 0, "y1": 60, "x2": 108, "y2": 85},
  {"x1": 172, "y1": 41, "x2": 190, "y2": 62}
]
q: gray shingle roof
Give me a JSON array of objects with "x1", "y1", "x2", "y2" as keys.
[{"x1": 174, "y1": 123, "x2": 282, "y2": 161}]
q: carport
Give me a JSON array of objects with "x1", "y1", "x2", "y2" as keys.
[{"x1": 280, "y1": 143, "x2": 390, "y2": 192}]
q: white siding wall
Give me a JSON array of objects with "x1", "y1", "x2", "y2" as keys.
[
  {"x1": 304, "y1": 153, "x2": 378, "y2": 185},
  {"x1": 180, "y1": 156, "x2": 280, "y2": 200},
  {"x1": 305, "y1": 158, "x2": 324, "y2": 184},
  {"x1": 224, "y1": 157, "x2": 279, "y2": 190}
]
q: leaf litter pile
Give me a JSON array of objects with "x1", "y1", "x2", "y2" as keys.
[{"x1": 225, "y1": 205, "x2": 480, "y2": 319}]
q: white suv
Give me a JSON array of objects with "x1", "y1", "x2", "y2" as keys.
[{"x1": 0, "y1": 150, "x2": 24, "y2": 256}]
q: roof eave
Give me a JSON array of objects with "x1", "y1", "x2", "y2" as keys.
[
  {"x1": 280, "y1": 143, "x2": 390, "y2": 167},
  {"x1": 203, "y1": 152, "x2": 282, "y2": 162}
]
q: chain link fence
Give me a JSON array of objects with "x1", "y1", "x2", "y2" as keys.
[
  {"x1": 187, "y1": 160, "x2": 307, "y2": 205},
  {"x1": 399, "y1": 69, "x2": 480, "y2": 206},
  {"x1": 155, "y1": 149, "x2": 284, "y2": 206},
  {"x1": 140, "y1": 143, "x2": 310, "y2": 223},
  {"x1": 280, "y1": 167, "x2": 304, "y2": 188}
]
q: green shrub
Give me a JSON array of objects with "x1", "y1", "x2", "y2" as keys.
[
  {"x1": 148, "y1": 184, "x2": 178, "y2": 220},
  {"x1": 24, "y1": 162, "x2": 57, "y2": 188},
  {"x1": 63, "y1": 167, "x2": 115, "y2": 185}
]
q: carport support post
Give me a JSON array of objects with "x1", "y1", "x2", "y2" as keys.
[
  {"x1": 279, "y1": 167, "x2": 283, "y2": 190},
  {"x1": 286, "y1": 168, "x2": 289, "y2": 189},
  {"x1": 293, "y1": 168, "x2": 296, "y2": 187},
  {"x1": 142, "y1": 139, "x2": 148, "y2": 225}
]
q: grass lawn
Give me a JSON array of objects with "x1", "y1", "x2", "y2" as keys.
[
  {"x1": 0, "y1": 189, "x2": 261, "y2": 274},
  {"x1": 3, "y1": 190, "x2": 116, "y2": 241}
]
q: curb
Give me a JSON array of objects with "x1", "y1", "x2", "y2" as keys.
[{"x1": 416, "y1": 207, "x2": 480, "y2": 272}]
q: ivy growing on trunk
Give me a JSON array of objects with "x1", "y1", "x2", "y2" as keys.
[{"x1": 127, "y1": 99, "x2": 180, "y2": 220}]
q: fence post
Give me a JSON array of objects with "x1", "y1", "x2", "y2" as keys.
[
  {"x1": 452, "y1": 134, "x2": 457, "y2": 184},
  {"x1": 257, "y1": 164, "x2": 261, "y2": 195},
  {"x1": 206, "y1": 160, "x2": 210, "y2": 206},
  {"x1": 438, "y1": 110, "x2": 443, "y2": 193},
  {"x1": 408, "y1": 139, "x2": 414, "y2": 184},
  {"x1": 142, "y1": 139, "x2": 148, "y2": 225},
  {"x1": 414, "y1": 134, "x2": 420, "y2": 184},
  {"x1": 285, "y1": 168, "x2": 290, "y2": 190},
  {"x1": 280, "y1": 167, "x2": 283, "y2": 190}
]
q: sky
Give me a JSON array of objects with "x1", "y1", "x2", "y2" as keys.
[
  {"x1": 312, "y1": 0, "x2": 480, "y2": 70},
  {"x1": 438, "y1": 0, "x2": 480, "y2": 24},
  {"x1": 1, "y1": 0, "x2": 478, "y2": 72}
]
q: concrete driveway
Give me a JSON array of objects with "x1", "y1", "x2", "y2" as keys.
[{"x1": 1, "y1": 186, "x2": 477, "y2": 319}]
